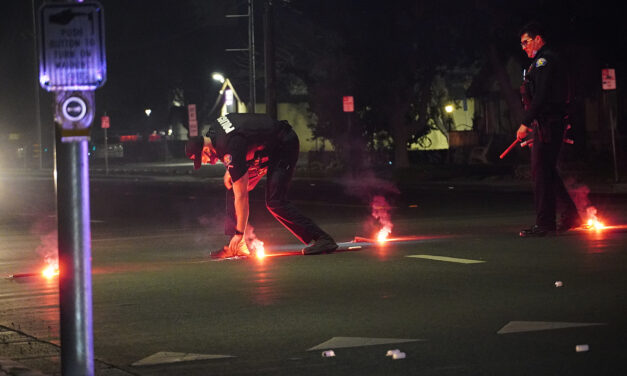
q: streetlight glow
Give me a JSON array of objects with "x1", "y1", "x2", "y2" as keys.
[
  {"x1": 445, "y1": 105, "x2": 454, "y2": 113},
  {"x1": 212, "y1": 73, "x2": 225, "y2": 83},
  {"x1": 144, "y1": 109, "x2": 152, "y2": 117}
]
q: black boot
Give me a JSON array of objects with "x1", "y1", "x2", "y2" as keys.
[
  {"x1": 519, "y1": 225, "x2": 554, "y2": 237},
  {"x1": 557, "y1": 213, "x2": 582, "y2": 233},
  {"x1": 302, "y1": 234, "x2": 338, "y2": 255}
]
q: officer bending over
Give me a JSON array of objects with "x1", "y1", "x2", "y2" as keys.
[{"x1": 186, "y1": 113, "x2": 338, "y2": 257}]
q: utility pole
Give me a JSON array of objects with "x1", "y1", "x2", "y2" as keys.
[
  {"x1": 248, "y1": 0, "x2": 256, "y2": 113},
  {"x1": 601, "y1": 68, "x2": 619, "y2": 182},
  {"x1": 31, "y1": 0, "x2": 43, "y2": 169},
  {"x1": 264, "y1": 0, "x2": 277, "y2": 119},
  {"x1": 226, "y1": 0, "x2": 256, "y2": 113}
]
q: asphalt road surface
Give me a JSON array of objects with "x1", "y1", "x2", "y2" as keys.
[{"x1": 1, "y1": 171, "x2": 626, "y2": 375}]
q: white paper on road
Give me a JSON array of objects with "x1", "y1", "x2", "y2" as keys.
[
  {"x1": 497, "y1": 321, "x2": 606, "y2": 334},
  {"x1": 132, "y1": 351, "x2": 235, "y2": 366},
  {"x1": 307, "y1": 337, "x2": 425, "y2": 351},
  {"x1": 406, "y1": 255, "x2": 485, "y2": 264}
]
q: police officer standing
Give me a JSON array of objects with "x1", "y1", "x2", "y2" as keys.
[
  {"x1": 186, "y1": 113, "x2": 338, "y2": 257},
  {"x1": 516, "y1": 21, "x2": 581, "y2": 237}
]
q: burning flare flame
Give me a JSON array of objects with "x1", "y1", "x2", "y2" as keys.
[
  {"x1": 251, "y1": 238, "x2": 265, "y2": 259},
  {"x1": 42, "y1": 265, "x2": 59, "y2": 279},
  {"x1": 372, "y1": 195, "x2": 393, "y2": 244},
  {"x1": 584, "y1": 207, "x2": 605, "y2": 231},
  {"x1": 377, "y1": 226, "x2": 391, "y2": 243},
  {"x1": 245, "y1": 225, "x2": 266, "y2": 259},
  {"x1": 586, "y1": 219, "x2": 605, "y2": 231}
]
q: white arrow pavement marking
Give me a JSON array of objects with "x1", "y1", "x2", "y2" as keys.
[
  {"x1": 307, "y1": 337, "x2": 425, "y2": 351},
  {"x1": 406, "y1": 255, "x2": 485, "y2": 264},
  {"x1": 497, "y1": 321, "x2": 607, "y2": 334},
  {"x1": 131, "y1": 352, "x2": 235, "y2": 366}
]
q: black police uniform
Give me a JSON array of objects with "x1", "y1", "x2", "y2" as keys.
[
  {"x1": 521, "y1": 46, "x2": 578, "y2": 232},
  {"x1": 206, "y1": 113, "x2": 328, "y2": 244}
]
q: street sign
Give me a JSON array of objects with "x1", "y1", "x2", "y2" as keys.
[
  {"x1": 101, "y1": 115, "x2": 110, "y2": 129},
  {"x1": 602, "y1": 68, "x2": 616, "y2": 90},
  {"x1": 39, "y1": 1, "x2": 106, "y2": 91},
  {"x1": 188, "y1": 104, "x2": 198, "y2": 137},
  {"x1": 343, "y1": 96, "x2": 354, "y2": 112}
]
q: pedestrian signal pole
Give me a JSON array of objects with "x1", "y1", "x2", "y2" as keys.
[{"x1": 38, "y1": 1, "x2": 106, "y2": 375}]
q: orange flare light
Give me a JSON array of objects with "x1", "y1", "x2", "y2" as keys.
[
  {"x1": 377, "y1": 227, "x2": 391, "y2": 243},
  {"x1": 42, "y1": 265, "x2": 59, "y2": 279},
  {"x1": 586, "y1": 219, "x2": 605, "y2": 231},
  {"x1": 251, "y1": 239, "x2": 266, "y2": 259}
]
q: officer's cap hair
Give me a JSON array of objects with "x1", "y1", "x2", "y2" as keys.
[{"x1": 519, "y1": 21, "x2": 544, "y2": 40}]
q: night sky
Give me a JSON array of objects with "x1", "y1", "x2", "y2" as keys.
[
  {"x1": 0, "y1": 0, "x2": 239, "y2": 137},
  {"x1": 0, "y1": 0, "x2": 625, "y2": 140}
]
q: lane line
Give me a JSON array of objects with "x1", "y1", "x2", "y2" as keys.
[
  {"x1": 406, "y1": 255, "x2": 485, "y2": 264},
  {"x1": 307, "y1": 337, "x2": 425, "y2": 351},
  {"x1": 132, "y1": 352, "x2": 235, "y2": 366},
  {"x1": 497, "y1": 321, "x2": 606, "y2": 334}
]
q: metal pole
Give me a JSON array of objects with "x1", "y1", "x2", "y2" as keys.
[
  {"x1": 248, "y1": 0, "x2": 256, "y2": 113},
  {"x1": 263, "y1": 0, "x2": 277, "y2": 119},
  {"x1": 55, "y1": 127, "x2": 94, "y2": 376},
  {"x1": 51, "y1": 2, "x2": 96, "y2": 371},
  {"x1": 164, "y1": 133, "x2": 169, "y2": 161},
  {"x1": 31, "y1": 0, "x2": 43, "y2": 170},
  {"x1": 609, "y1": 106, "x2": 619, "y2": 182},
  {"x1": 104, "y1": 127, "x2": 109, "y2": 175}
]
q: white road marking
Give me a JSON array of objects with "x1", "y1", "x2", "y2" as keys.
[
  {"x1": 132, "y1": 351, "x2": 235, "y2": 366},
  {"x1": 307, "y1": 337, "x2": 424, "y2": 351},
  {"x1": 406, "y1": 255, "x2": 485, "y2": 264},
  {"x1": 497, "y1": 321, "x2": 606, "y2": 334}
]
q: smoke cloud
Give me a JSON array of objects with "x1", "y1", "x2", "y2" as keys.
[
  {"x1": 371, "y1": 195, "x2": 393, "y2": 240},
  {"x1": 566, "y1": 181, "x2": 598, "y2": 222},
  {"x1": 245, "y1": 224, "x2": 264, "y2": 254},
  {"x1": 31, "y1": 217, "x2": 59, "y2": 269}
]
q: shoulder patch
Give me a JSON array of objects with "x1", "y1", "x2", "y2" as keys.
[
  {"x1": 535, "y1": 58, "x2": 547, "y2": 67},
  {"x1": 223, "y1": 154, "x2": 232, "y2": 166}
]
